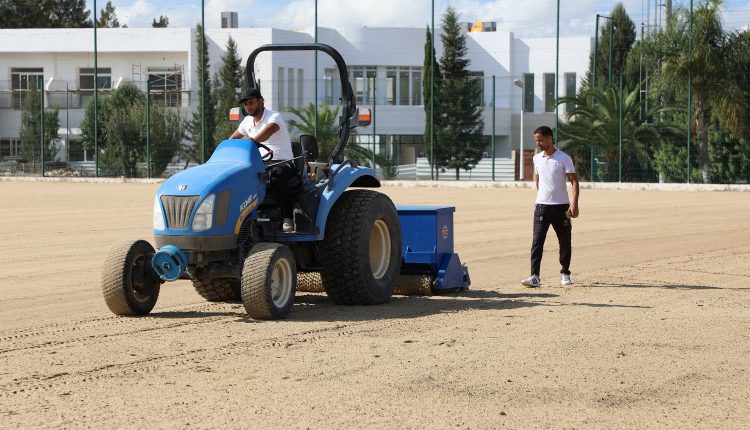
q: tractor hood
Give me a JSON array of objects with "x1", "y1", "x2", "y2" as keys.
[{"x1": 153, "y1": 139, "x2": 267, "y2": 242}]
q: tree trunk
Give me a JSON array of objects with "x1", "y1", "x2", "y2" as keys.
[{"x1": 696, "y1": 100, "x2": 711, "y2": 184}]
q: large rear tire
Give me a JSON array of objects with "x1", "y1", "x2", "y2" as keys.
[
  {"x1": 101, "y1": 240, "x2": 161, "y2": 316},
  {"x1": 321, "y1": 190, "x2": 402, "y2": 305},
  {"x1": 192, "y1": 279, "x2": 241, "y2": 302},
  {"x1": 241, "y1": 243, "x2": 297, "y2": 319}
]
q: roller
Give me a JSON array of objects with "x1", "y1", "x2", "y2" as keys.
[
  {"x1": 393, "y1": 274, "x2": 434, "y2": 296},
  {"x1": 296, "y1": 272, "x2": 325, "y2": 293},
  {"x1": 295, "y1": 272, "x2": 435, "y2": 296}
]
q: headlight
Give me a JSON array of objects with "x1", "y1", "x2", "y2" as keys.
[
  {"x1": 191, "y1": 194, "x2": 215, "y2": 231},
  {"x1": 153, "y1": 195, "x2": 165, "y2": 230}
]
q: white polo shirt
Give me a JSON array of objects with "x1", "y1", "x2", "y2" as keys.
[
  {"x1": 533, "y1": 148, "x2": 575, "y2": 205},
  {"x1": 237, "y1": 107, "x2": 294, "y2": 160}
]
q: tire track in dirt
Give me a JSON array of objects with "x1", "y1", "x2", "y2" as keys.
[
  {"x1": 0, "y1": 293, "x2": 534, "y2": 397},
  {"x1": 0, "y1": 301, "x2": 240, "y2": 355}
]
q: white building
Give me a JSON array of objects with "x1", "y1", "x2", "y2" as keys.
[{"x1": 0, "y1": 25, "x2": 591, "y2": 178}]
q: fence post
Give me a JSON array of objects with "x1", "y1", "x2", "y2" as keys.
[
  {"x1": 618, "y1": 72, "x2": 623, "y2": 182},
  {"x1": 372, "y1": 76, "x2": 376, "y2": 169},
  {"x1": 147, "y1": 80, "x2": 151, "y2": 178},
  {"x1": 40, "y1": 79, "x2": 45, "y2": 177},
  {"x1": 491, "y1": 75, "x2": 495, "y2": 181}
]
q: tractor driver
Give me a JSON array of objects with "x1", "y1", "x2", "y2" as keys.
[{"x1": 230, "y1": 88, "x2": 297, "y2": 232}]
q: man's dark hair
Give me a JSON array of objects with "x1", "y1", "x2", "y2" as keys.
[
  {"x1": 239, "y1": 88, "x2": 263, "y2": 103},
  {"x1": 534, "y1": 126, "x2": 553, "y2": 137}
]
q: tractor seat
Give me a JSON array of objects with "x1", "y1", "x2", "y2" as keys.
[{"x1": 291, "y1": 140, "x2": 305, "y2": 176}]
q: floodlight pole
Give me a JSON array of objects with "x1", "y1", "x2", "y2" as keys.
[
  {"x1": 514, "y1": 79, "x2": 525, "y2": 182},
  {"x1": 430, "y1": 0, "x2": 435, "y2": 180},
  {"x1": 314, "y1": 0, "x2": 318, "y2": 139},
  {"x1": 200, "y1": 0, "x2": 205, "y2": 163},
  {"x1": 687, "y1": 0, "x2": 693, "y2": 183},
  {"x1": 94, "y1": 0, "x2": 99, "y2": 177},
  {"x1": 555, "y1": 0, "x2": 560, "y2": 144}
]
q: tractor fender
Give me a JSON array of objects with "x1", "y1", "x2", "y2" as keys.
[{"x1": 313, "y1": 164, "x2": 380, "y2": 240}]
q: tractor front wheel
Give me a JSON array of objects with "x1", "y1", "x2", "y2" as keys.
[
  {"x1": 101, "y1": 240, "x2": 161, "y2": 316},
  {"x1": 241, "y1": 243, "x2": 297, "y2": 319},
  {"x1": 321, "y1": 190, "x2": 402, "y2": 305}
]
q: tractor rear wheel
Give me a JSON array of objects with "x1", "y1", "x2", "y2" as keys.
[
  {"x1": 321, "y1": 190, "x2": 402, "y2": 305},
  {"x1": 101, "y1": 240, "x2": 161, "y2": 316},
  {"x1": 241, "y1": 243, "x2": 297, "y2": 319},
  {"x1": 192, "y1": 279, "x2": 241, "y2": 302}
]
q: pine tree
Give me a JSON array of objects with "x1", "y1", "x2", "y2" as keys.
[
  {"x1": 19, "y1": 86, "x2": 60, "y2": 168},
  {"x1": 422, "y1": 26, "x2": 444, "y2": 178},
  {"x1": 585, "y1": 3, "x2": 637, "y2": 89},
  {"x1": 0, "y1": 0, "x2": 91, "y2": 28},
  {"x1": 48, "y1": 0, "x2": 92, "y2": 28},
  {"x1": 152, "y1": 15, "x2": 169, "y2": 28},
  {"x1": 213, "y1": 36, "x2": 244, "y2": 145},
  {"x1": 438, "y1": 6, "x2": 485, "y2": 179},
  {"x1": 97, "y1": 1, "x2": 121, "y2": 28},
  {"x1": 185, "y1": 24, "x2": 216, "y2": 163}
]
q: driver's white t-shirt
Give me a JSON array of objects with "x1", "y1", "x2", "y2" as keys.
[{"x1": 237, "y1": 107, "x2": 294, "y2": 160}]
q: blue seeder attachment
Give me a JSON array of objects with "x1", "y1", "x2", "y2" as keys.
[
  {"x1": 151, "y1": 245, "x2": 188, "y2": 281},
  {"x1": 396, "y1": 206, "x2": 471, "y2": 291}
]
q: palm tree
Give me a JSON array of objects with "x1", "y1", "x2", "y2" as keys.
[
  {"x1": 626, "y1": 0, "x2": 747, "y2": 183},
  {"x1": 284, "y1": 103, "x2": 374, "y2": 167},
  {"x1": 558, "y1": 83, "x2": 681, "y2": 182}
]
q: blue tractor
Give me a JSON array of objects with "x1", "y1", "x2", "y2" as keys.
[{"x1": 101, "y1": 43, "x2": 469, "y2": 320}]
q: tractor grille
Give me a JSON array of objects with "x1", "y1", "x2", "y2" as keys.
[{"x1": 160, "y1": 195, "x2": 200, "y2": 230}]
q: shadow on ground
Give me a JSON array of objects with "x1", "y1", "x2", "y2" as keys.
[
  {"x1": 589, "y1": 282, "x2": 749, "y2": 291},
  {"x1": 144, "y1": 288, "x2": 652, "y2": 322}
]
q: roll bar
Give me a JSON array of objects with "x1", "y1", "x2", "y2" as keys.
[{"x1": 245, "y1": 43, "x2": 357, "y2": 166}]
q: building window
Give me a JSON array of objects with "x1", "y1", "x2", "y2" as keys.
[
  {"x1": 287, "y1": 68, "x2": 295, "y2": 107},
  {"x1": 565, "y1": 73, "x2": 576, "y2": 112},
  {"x1": 0, "y1": 138, "x2": 21, "y2": 160},
  {"x1": 386, "y1": 66, "x2": 423, "y2": 106},
  {"x1": 385, "y1": 68, "x2": 397, "y2": 105},
  {"x1": 324, "y1": 68, "x2": 342, "y2": 105},
  {"x1": 469, "y1": 71, "x2": 485, "y2": 107},
  {"x1": 79, "y1": 67, "x2": 112, "y2": 107},
  {"x1": 148, "y1": 68, "x2": 182, "y2": 107},
  {"x1": 350, "y1": 66, "x2": 376, "y2": 105},
  {"x1": 523, "y1": 73, "x2": 534, "y2": 113},
  {"x1": 544, "y1": 73, "x2": 556, "y2": 112},
  {"x1": 11, "y1": 68, "x2": 44, "y2": 110},
  {"x1": 411, "y1": 70, "x2": 422, "y2": 106},
  {"x1": 297, "y1": 69, "x2": 304, "y2": 106},
  {"x1": 277, "y1": 67, "x2": 285, "y2": 109}
]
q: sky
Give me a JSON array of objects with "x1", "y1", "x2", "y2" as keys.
[{"x1": 85, "y1": 0, "x2": 750, "y2": 37}]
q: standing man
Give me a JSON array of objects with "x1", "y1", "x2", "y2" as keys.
[
  {"x1": 230, "y1": 88, "x2": 296, "y2": 232},
  {"x1": 521, "y1": 126, "x2": 579, "y2": 288}
]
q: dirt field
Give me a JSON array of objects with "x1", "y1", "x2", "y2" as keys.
[{"x1": 1, "y1": 180, "x2": 749, "y2": 429}]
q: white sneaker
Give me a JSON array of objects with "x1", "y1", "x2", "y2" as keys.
[
  {"x1": 282, "y1": 218, "x2": 294, "y2": 232},
  {"x1": 561, "y1": 274, "x2": 573, "y2": 285},
  {"x1": 521, "y1": 274, "x2": 540, "y2": 288}
]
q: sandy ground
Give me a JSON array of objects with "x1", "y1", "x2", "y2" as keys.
[{"x1": 0, "y1": 180, "x2": 749, "y2": 429}]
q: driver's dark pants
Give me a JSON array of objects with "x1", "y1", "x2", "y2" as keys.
[
  {"x1": 530, "y1": 203, "x2": 572, "y2": 277},
  {"x1": 265, "y1": 160, "x2": 299, "y2": 218}
]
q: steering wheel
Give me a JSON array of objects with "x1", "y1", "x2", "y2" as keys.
[{"x1": 256, "y1": 142, "x2": 273, "y2": 162}]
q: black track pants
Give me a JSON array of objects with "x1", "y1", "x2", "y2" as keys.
[
  {"x1": 530, "y1": 203, "x2": 572, "y2": 276},
  {"x1": 265, "y1": 161, "x2": 299, "y2": 218}
]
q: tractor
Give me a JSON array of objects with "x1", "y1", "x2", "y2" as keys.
[{"x1": 101, "y1": 43, "x2": 469, "y2": 320}]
